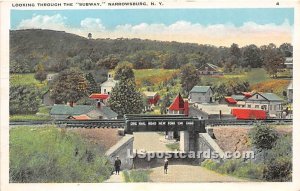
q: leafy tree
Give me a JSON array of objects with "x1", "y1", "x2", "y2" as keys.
[
  {"x1": 279, "y1": 43, "x2": 293, "y2": 57},
  {"x1": 249, "y1": 125, "x2": 279, "y2": 151},
  {"x1": 114, "y1": 61, "x2": 135, "y2": 81},
  {"x1": 108, "y1": 78, "x2": 144, "y2": 116},
  {"x1": 10, "y1": 85, "x2": 41, "y2": 114},
  {"x1": 85, "y1": 72, "x2": 100, "y2": 94},
  {"x1": 34, "y1": 63, "x2": 47, "y2": 83},
  {"x1": 50, "y1": 68, "x2": 88, "y2": 104},
  {"x1": 180, "y1": 63, "x2": 199, "y2": 93},
  {"x1": 262, "y1": 44, "x2": 285, "y2": 78},
  {"x1": 97, "y1": 54, "x2": 120, "y2": 69},
  {"x1": 160, "y1": 94, "x2": 171, "y2": 114},
  {"x1": 242, "y1": 44, "x2": 263, "y2": 68}
]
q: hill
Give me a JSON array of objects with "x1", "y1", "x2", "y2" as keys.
[{"x1": 10, "y1": 29, "x2": 227, "y2": 72}]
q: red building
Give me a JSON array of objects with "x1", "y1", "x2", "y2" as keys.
[
  {"x1": 143, "y1": 91, "x2": 160, "y2": 106},
  {"x1": 168, "y1": 93, "x2": 189, "y2": 116},
  {"x1": 231, "y1": 108, "x2": 267, "y2": 120},
  {"x1": 89, "y1": 93, "x2": 110, "y2": 100}
]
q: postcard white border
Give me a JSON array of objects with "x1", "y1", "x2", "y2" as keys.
[{"x1": 1, "y1": 0, "x2": 300, "y2": 191}]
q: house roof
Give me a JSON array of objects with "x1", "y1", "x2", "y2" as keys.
[
  {"x1": 285, "y1": 57, "x2": 293, "y2": 63},
  {"x1": 169, "y1": 94, "x2": 185, "y2": 111},
  {"x1": 225, "y1": 97, "x2": 237, "y2": 104},
  {"x1": 89, "y1": 93, "x2": 109, "y2": 100},
  {"x1": 231, "y1": 95, "x2": 246, "y2": 101},
  {"x1": 86, "y1": 106, "x2": 118, "y2": 119},
  {"x1": 50, "y1": 104, "x2": 118, "y2": 119},
  {"x1": 260, "y1": 93, "x2": 283, "y2": 101},
  {"x1": 198, "y1": 63, "x2": 220, "y2": 71},
  {"x1": 70, "y1": 114, "x2": 91, "y2": 120},
  {"x1": 143, "y1": 91, "x2": 158, "y2": 98},
  {"x1": 231, "y1": 108, "x2": 267, "y2": 120},
  {"x1": 50, "y1": 105, "x2": 93, "y2": 115},
  {"x1": 190, "y1": 86, "x2": 212, "y2": 93},
  {"x1": 241, "y1": 92, "x2": 253, "y2": 98}
]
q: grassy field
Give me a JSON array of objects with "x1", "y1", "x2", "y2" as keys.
[
  {"x1": 10, "y1": 73, "x2": 48, "y2": 89},
  {"x1": 134, "y1": 69, "x2": 179, "y2": 87},
  {"x1": 250, "y1": 79, "x2": 290, "y2": 98},
  {"x1": 10, "y1": 126, "x2": 113, "y2": 183}
]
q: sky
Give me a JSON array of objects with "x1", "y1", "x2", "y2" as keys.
[{"x1": 11, "y1": 8, "x2": 294, "y2": 47}]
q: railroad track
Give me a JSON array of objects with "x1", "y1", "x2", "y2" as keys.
[{"x1": 9, "y1": 118, "x2": 292, "y2": 128}]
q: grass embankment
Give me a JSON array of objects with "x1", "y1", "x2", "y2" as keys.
[
  {"x1": 10, "y1": 126, "x2": 113, "y2": 183},
  {"x1": 123, "y1": 169, "x2": 152, "y2": 182},
  {"x1": 166, "y1": 142, "x2": 180, "y2": 151},
  {"x1": 250, "y1": 79, "x2": 290, "y2": 98},
  {"x1": 10, "y1": 73, "x2": 48, "y2": 90},
  {"x1": 10, "y1": 106, "x2": 52, "y2": 121}
]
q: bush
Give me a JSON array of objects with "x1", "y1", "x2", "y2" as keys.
[
  {"x1": 9, "y1": 85, "x2": 41, "y2": 115},
  {"x1": 249, "y1": 125, "x2": 279, "y2": 150},
  {"x1": 10, "y1": 126, "x2": 113, "y2": 183},
  {"x1": 263, "y1": 157, "x2": 292, "y2": 182},
  {"x1": 201, "y1": 159, "x2": 220, "y2": 171}
]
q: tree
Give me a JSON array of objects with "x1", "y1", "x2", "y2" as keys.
[
  {"x1": 262, "y1": 44, "x2": 285, "y2": 78},
  {"x1": 10, "y1": 85, "x2": 41, "y2": 114},
  {"x1": 249, "y1": 125, "x2": 279, "y2": 151},
  {"x1": 85, "y1": 72, "x2": 100, "y2": 94},
  {"x1": 242, "y1": 44, "x2": 263, "y2": 68},
  {"x1": 114, "y1": 61, "x2": 135, "y2": 81},
  {"x1": 160, "y1": 94, "x2": 171, "y2": 114},
  {"x1": 279, "y1": 43, "x2": 293, "y2": 57},
  {"x1": 108, "y1": 78, "x2": 144, "y2": 116},
  {"x1": 50, "y1": 68, "x2": 88, "y2": 104},
  {"x1": 180, "y1": 64, "x2": 199, "y2": 93},
  {"x1": 34, "y1": 64, "x2": 47, "y2": 83}
]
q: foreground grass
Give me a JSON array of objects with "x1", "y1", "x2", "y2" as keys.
[
  {"x1": 10, "y1": 126, "x2": 113, "y2": 183},
  {"x1": 123, "y1": 169, "x2": 152, "y2": 182}
]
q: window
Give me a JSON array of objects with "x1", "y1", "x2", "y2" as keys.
[
  {"x1": 247, "y1": 105, "x2": 251, "y2": 108},
  {"x1": 104, "y1": 89, "x2": 106, "y2": 93},
  {"x1": 255, "y1": 105, "x2": 259, "y2": 108},
  {"x1": 256, "y1": 95, "x2": 259, "y2": 99},
  {"x1": 269, "y1": 105, "x2": 272, "y2": 111}
]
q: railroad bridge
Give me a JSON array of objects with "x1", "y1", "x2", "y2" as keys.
[{"x1": 124, "y1": 114, "x2": 206, "y2": 152}]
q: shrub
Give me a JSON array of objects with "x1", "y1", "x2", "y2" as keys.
[
  {"x1": 201, "y1": 159, "x2": 220, "y2": 171},
  {"x1": 9, "y1": 84, "x2": 41, "y2": 115},
  {"x1": 249, "y1": 125, "x2": 279, "y2": 150},
  {"x1": 263, "y1": 157, "x2": 292, "y2": 181}
]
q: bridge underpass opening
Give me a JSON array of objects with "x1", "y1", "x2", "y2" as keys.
[{"x1": 124, "y1": 115, "x2": 206, "y2": 168}]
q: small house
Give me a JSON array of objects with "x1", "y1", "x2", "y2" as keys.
[
  {"x1": 189, "y1": 86, "x2": 213, "y2": 103},
  {"x1": 284, "y1": 57, "x2": 293, "y2": 69},
  {"x1": 168, "y1": 93, "x2": 189, "y2": 116},
  {"x1": 89, "y1": 93, "x2": 110, "y2": 105},
  {"x1": 143, "y1": 91, "x2": 160, "y2": 111},
  {"x1": 198, "y1": 63, "x2": 223, "y2": 76}
]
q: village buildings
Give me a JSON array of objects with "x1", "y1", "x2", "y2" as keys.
[{"x1": 189, "y1": 86, "x2": 214, "y2": 103}]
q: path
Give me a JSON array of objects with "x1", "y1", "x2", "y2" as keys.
[
  {"x1": 104, "y1": 172, "x2": 124, "y2": 183},
  {"x1": 133, "y1": 132, "x2": 171, "y2": 151},
  {"x1": 149, "y1": 165, "x2": 246, "y2": 182}
]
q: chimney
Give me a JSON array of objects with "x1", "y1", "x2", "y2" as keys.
[
  {"x1": 219, "y1": 110, "x2": 222, "y2": 119},
  {"x1": 97, "y1": 100, "x2": 101, "y2": 108}
]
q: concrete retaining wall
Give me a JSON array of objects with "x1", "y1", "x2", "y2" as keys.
[
  {"x1": 105, "y1": 134, "x2": 134, "y2": 170},
  {"x1": 198, "y1": 133, "x2": 225, "y2": 162}
]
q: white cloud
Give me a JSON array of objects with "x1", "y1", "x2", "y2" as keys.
[
  {"x1": 17, "y1": 14, "x2": 67, "y2": 30},
  {"x1": 16, "y1": 14, "x2": 293, "y2": 46},
  {"x1": 80, "y1": 18, "x2": 105, "y2": 31}
]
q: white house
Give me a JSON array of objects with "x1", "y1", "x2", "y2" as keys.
[
  {"x1": 189, "y1": 86, "x2": 213, "y2": 103},
  {"x1": 101, "y1": 72, "x2": 118, "y2": 95},
  {"x1": 245, "y1": 92, "x2": 284, "y2": 118},
  {"x1": 284, "y1": 57, "x2": 293, "y2": 69}
]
